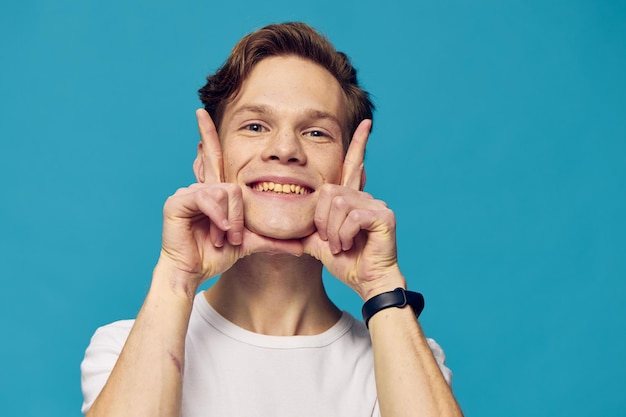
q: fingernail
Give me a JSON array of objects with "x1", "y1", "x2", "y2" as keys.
[
  {"x1": 232, "y1": 231, "x2": 242, "y2": 245},
  {"x1": 215, "y1": 236, "x2": 224, "y2": 247},
  {"x1": 222, "y1": 219, "x2": 231, "y2": 230}
]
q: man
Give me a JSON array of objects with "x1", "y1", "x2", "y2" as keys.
[{"x1": 81, "y1": 22, "x2": 463, "y2": 417}]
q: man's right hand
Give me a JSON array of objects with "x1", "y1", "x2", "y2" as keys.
[{"x1": 156, "y1": 109, "x2": 303, "y2": 296}]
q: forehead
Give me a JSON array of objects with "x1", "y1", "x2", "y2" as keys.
[{"x1": 224, "y1": 56, "x2": 348, "y2": 130}]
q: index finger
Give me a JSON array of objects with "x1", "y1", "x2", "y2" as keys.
[
  {"x1": 196, "y1": 108, "x2": 224, "y2": 183},
  {"x1": 341, "y1": 119, "x2": 371, "y2": 190}
]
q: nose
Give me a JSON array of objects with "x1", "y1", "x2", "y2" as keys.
[{"x1": 260, "y1": 130, "x2": 307, "y2": 165}]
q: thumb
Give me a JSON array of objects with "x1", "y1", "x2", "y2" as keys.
[{"x1": 301, "y1": 233, "x2": 329, "y2": 262}]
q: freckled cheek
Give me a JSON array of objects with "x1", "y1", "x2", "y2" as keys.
[
  {"x1": 222, "y1": 139, "x2": 258, "y2": 183},
  {"x1": 321, "y1": 154, "x2": 345, "y2": 184}
]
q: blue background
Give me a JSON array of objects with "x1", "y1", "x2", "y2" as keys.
[{"x1": 1, "y1": 1, "x2": 624, "y2": 416}]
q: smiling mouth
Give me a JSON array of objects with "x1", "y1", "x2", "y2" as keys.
[{"x1": 249, "y1": 181, "x2": 313, "y2": 195}]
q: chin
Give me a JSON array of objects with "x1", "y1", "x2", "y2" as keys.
[{"x1": 246, "y1": 217, "x2": 315, "y2": 240}]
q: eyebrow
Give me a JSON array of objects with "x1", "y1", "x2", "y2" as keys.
[
  {"x1": 231, "y1": 104, "x2": 275, "y2": 118},
  {"x1": 231, "y1": 104, "x2": 343, "y2": 128}
]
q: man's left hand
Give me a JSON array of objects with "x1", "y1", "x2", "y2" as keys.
[{"x1": 303, "y1": 120, "x2": 406, "y2": 300}]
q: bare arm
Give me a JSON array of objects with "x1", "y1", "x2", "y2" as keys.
[
  {"x1": 368, "y1": 282, "x2": 463, "y2": 417},
  {"x1": 86, "y1": 262, "x2": 195, "y2": 417}
]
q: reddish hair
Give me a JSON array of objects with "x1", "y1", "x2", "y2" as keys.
[{"x1": 198, "y1": 22, "x2": 374, "y2": 148}]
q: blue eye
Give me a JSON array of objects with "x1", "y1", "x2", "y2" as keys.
[{"x1": 307, "y1": 130, "x2": 325, "y2": 137}]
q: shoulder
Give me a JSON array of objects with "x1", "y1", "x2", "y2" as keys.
[
  {"x1": 426, "y1": 337, "x2": 454, "y2": 386},
  {"x1": 81, "y1": 320, "x2": 135, "y2": 373},
  {"x1": 87, "y1": 320, "x2": 135, "y2": 348},
  {"x1": 80, "y1": 320, "x2": 134, "y2": 414}
]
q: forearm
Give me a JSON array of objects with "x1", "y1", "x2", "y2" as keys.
[
  {"x1": 369, "y1": 298, "x2": 463, "y2": 417},
  {"x1": 86, "y1": 261, "x2": 197, "y2": 417}
]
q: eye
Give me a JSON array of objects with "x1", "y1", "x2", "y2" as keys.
[
  {"x1": 304, "y1": 130, "x2": 327, "y2": 138},
  {"x1": 245, "y1": 123, "x2": 266, "y2": 132}
]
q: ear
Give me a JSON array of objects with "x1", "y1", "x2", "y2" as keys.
[
  {"x1": 360, "y1": 168, "x2": 367, "y2": 191},
  {"x1": 193, "y1": 142, "x2": 205, "y2": 183}
]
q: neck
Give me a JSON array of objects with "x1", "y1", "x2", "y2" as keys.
[{"x1": 205, "y1": 253, "x2": 341, "y2": 336}]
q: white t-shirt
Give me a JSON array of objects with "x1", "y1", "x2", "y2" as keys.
[{"x1": 81, "y1": 291, "x2": 452, "y2": 417}]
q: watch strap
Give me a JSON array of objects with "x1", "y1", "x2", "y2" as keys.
[{"x1": 361, "y1": 288, "x2": 424, "y2": 328}]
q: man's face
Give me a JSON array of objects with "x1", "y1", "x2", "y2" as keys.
[{"x1": 216, "y1": 55, "x2": 347, "y2": 240}]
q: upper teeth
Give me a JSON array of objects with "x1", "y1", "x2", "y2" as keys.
[{"x1": 252, "y1": 182, "x2": 311, "y2": 195}]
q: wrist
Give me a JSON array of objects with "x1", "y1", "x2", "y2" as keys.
[
  {"x1": 152, "y1": 257, "x2": 202, "y2": 302},
  {"x1": 358, "y1": 268, "x2": 406, "y2": 301},
  {"x1": 361, "y1": 287, "x2": 424, "y2": 328}
]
